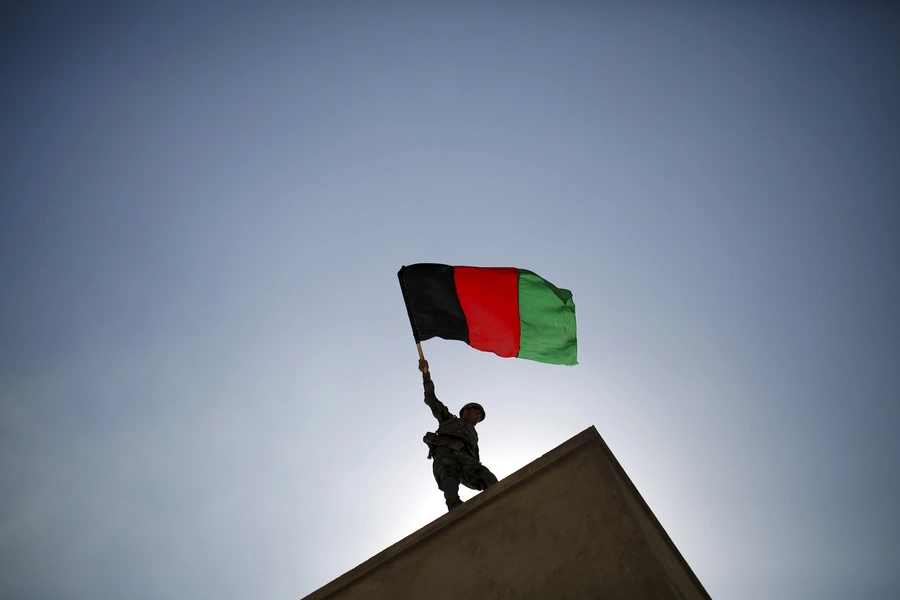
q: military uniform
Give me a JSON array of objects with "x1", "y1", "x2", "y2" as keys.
[{"x1": 422, "y1": 371, "x2": 498, "y2": 511}]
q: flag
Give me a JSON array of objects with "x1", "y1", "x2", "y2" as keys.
[{"x1": 398, "y1": 263, "x2": 577, "y2": 365}]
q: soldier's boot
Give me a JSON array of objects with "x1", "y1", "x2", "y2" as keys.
[
  {"x1": 480, "y1": 468, "x2": 499, "y2": 490},
  {"x1": 446, "y1": 496, "x2": 463, "y2": 511}
]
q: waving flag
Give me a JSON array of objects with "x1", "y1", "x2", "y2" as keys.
[{"x1": 398, "y1": 263, "x2": 577, "y2": 365}]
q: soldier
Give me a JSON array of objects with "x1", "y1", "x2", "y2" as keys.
[{"x1": 419, "y1": 359, "x2": 499, "y2": 511}]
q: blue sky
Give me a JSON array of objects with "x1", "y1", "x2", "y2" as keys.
[{"x1": 2, "y1": 3, "x2": 898, "y2": 599}]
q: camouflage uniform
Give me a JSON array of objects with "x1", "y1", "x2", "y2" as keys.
[{"x1": 422, "y1": 371, "x2": 498, "y2": 511}]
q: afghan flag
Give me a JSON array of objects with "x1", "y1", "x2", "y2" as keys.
[{"x1": 398, "y1": 263, "x2": 577, "y2": 365}]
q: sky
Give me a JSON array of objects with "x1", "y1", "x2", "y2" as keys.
[{"x1": 1, "y1": 2, "x2": 898, "y2": 599}]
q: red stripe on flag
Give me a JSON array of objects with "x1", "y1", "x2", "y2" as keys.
[{"x1": 454, "y1": 267, "x2": 520, "y2": 358}]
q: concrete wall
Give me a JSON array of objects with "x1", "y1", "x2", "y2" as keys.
[{"x1": 303, "y1": 426, "x2": 710, "y2": 600}]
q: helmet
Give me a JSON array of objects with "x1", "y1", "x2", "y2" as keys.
[{"x1": 459, "y1": 402, "x2": 486, "y2": 422}]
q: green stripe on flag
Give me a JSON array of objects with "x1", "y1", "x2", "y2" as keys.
[{"x1": 517, "y1": 270, "x2": 578, "y2": 365}]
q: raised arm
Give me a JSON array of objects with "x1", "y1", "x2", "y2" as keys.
[{"x1": 419, "y1": 359, "x2": 452, "y2": 422}]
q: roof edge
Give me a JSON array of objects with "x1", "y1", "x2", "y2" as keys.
[{"x1": 302, "y1": 426, "x2": 600, "y2": 600}]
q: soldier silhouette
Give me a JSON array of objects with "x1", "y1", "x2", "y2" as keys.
[{"x1": 419, "y1": 359, "x2": 498, "y2": 511}]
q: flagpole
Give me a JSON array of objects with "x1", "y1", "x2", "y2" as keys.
[{"x1": 416, "y1": 342, "x2": 424, "y2": 361}]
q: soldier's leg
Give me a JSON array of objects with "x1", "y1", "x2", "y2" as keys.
[
  {"x1": 456, "y1": 453, "x2": 499, "y2": 492},
  {"x1": 432, "y1": 452, "x2": 464, "y2": 511},
  {"x1": 440, "y1": 477, "x2": 463, "y2": 511}
]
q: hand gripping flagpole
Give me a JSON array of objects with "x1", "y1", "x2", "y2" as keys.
[{"x1": 397, "y1": 266, "x2": 425, "y2": 361}]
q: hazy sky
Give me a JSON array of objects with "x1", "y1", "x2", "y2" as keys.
[{"x1": 2, "y1": 3, "x2": 898, "y2": 599}]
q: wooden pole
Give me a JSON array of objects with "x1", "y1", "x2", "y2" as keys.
[{"x1": 416, "y1": 342, "x2": 424, "y2": 361}]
